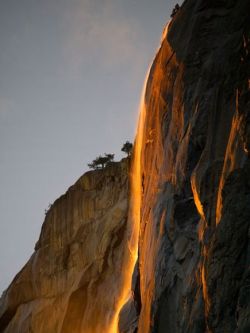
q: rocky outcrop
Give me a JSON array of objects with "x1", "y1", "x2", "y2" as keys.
[
  {"x1": 134, "y1": 0, "x2": 250, "y2": 332},
  {"x1": 0, "y1": 160, "x2": 129, "y2": 332}
]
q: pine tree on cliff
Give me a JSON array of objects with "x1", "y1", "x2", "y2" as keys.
[
  {"x1": 88, "y1": 153, "x2": 114, "y2": 170},
  {"x1": 171, "y1": 4, "x2": 180, "y2": 17},
  {"x1": 121, "y1": 141, "x2": 133, "y2": 157},
  {"x1": 104, "y1": 153, "x2": 114, "y2": 162}
]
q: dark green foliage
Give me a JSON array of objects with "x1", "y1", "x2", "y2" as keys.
[
  {"x1": 87, "y1": 153, "x2": 114, "y2": 170},
  {"x1": 121, "y1": 141, "x2": 133, "y2": 157}
]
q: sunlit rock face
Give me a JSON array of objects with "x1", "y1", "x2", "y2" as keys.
[
  {"x1": 135, "y1": 0, "x2": 250, "y2": 332},
  {"x1": 0, "y1": 160, "x2": 129, "y2": 333}
]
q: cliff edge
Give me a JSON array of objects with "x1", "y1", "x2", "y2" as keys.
[{"x1": 0, "y1": 160, "x2": 129, "y2": 332}]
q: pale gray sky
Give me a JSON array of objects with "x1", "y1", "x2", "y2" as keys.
[{"x1": 0, "y1": 0, "x2": 177, "y2": 293}]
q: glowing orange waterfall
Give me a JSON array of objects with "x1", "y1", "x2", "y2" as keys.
[
  {"x1": 106, "y1": 69, "x2": 150, "y2": 333},
  {"x1": 106, "y1": 22, "x2": 170, "y2": 333}
]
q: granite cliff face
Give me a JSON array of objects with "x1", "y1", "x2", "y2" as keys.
[
  {"x1": 133, "y1": 0, "x2": 250, "y2": 332},
  {"x1": 0, "y1": 160, "x2": 129, "y2": 332},
  {"x1": 1, "y1": 0, "x2": 250, "y2": 332}
]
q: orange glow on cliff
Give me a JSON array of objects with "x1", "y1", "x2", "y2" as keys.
[
  {"x1": 191, "y1": 175, "x2": 205, "y2": 222},
  {"x1": 216, "y1": 90, "x2": 242, "y2": 225}
]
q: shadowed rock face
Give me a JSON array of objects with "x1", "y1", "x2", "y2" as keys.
[
  {"x1": 0, "y1": 160, "x2": 129, "y2": 333},
  {"x1": 135, "y1": 0, "x2": 250, "y2": 332}
]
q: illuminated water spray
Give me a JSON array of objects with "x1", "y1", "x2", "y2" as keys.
[
  {"x1": 107, "y1": 22, "x2": 169, "y2": 333},
  {"x1": 106, "y1": 68, "x2": 149, "y2": 333}
]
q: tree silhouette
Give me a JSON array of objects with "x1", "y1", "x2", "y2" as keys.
[
  {"x1": 121, "y1": 141, "x2": 133, "y2": 157},
  {"x1": 104, "y1": 153, "x2": 114, "y2": 162},
  {"x1": 171, "y1": 4, "x2": 180, "y2": 18},
  {"x1": 88, "y1": 153, "x2": 115, "y2": 170},
  {"x1": 87, "y1": 160, "x2": 99, "y2": 170}
]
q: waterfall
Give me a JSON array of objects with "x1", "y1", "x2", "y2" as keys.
[
  {"x1": 107, "y1": 22, "x2": 170, "y2": 333},
  {"x1": 106, "y1": 68, "x2": 149, "y2": 333}
]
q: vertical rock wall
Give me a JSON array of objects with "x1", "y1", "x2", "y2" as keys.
[{"x1": 136, "y1": 0, "x2": 250, "y2": 332}]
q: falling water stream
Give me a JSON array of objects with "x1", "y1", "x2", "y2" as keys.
[
  {"x1": 106, "y1": 23, "x2": 170, "y2": 333},
  {"x1": 106, "y1": 68, "x2": 149, "y2": 333}
]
